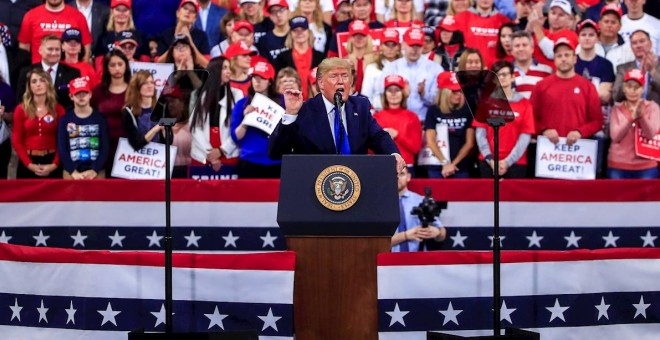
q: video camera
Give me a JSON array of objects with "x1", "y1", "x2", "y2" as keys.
[{"x1": 410, "y1": 187, "x2": 447, "y2": 228}]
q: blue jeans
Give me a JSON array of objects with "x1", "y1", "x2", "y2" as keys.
[
  {"x1": 607, "y1": 167, "x2": 659, "y2": 179},
  {"x1": 426, "y1": 165, "x2": 470, "y2": 179}
]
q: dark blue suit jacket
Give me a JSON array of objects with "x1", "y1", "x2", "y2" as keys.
[
  {"x1": 268, "y1": 94, "x2": 399, "y2": 159},
  {"x1": 194, "y1": 3, "x2": 227, "y2": 49}
]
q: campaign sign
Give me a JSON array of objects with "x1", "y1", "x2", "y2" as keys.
[
  {"x1": 242, "y1": 93, "x2": 285, "y2": 135},
  {"x1": 129, "y1": 61, "x2": 175, "y2": 97},
  {"x1": 111, "y1": 138, "x2": 177, "y2": 179},
  {"x1": 634, "y1": 126, "x2": 660, "y2": 161},
  {"x1": 535, "y1": 136, "x2": 597, "y2": 180},
  {"x1": 417, "y1": 125, "x2": 451, "y2": 166},
  {"x1": 189, "y1": 164, "x2": 238, "y2": 180}
]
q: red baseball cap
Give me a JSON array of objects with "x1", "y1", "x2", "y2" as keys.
[
  {"x1": 553, "y1": 35, "x2": 577, "y2": 52},
  {"x1": 251, "y1": 61, "x2": 275, "y2": 80},
  {"x1": 384, "y1": 74, "x2": 406, "y2": 89},
  {"x1": 577, "y1": 19, "x2": 599, "y2": 33},
  {"x1": 403, "y1": 27, "x2": 424, "y2": 46},
  {"x1": 381, "y1": 29, "x2": 400, "y2": 44},
  {"x1": 233, "y1": 20, "x2": 254, "y2": 33},
  {"x1": 111, "y1": 0, "x2": 131, "y2": 9},
  {"x1": 349, "y1": 20, "x2": 369, "y2": 36},
  {"x1": 162, "y1": 85, "x2": 183, "y2": 99},
  {"x1": 438, "y1": 15, "x2": 458, "y2": 32},
  {"x1": 224, "y1": 41, "x2": 257, "y2": 59},
  {"x1": 624, "y1": 69, "x2": 645, "y2": 86},
  {"x1": 266, "y1": 0, "x2": 288, "y2": 11},
  {"x1": 69, "y1": 77, "x2": 91, "y2": 95},
  {"x1": 600, "y1": 3, "x2": 623, "y2": 19},
  {"x1": 437, "y1": 72, "x2": 461, "y2": 91},
  {"x1": 179, "y1": 0, "x2": 200, "y2": 12}
]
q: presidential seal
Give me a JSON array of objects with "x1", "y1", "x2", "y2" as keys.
[{"x1": 315, "y1": 165, "x2": 361, "y2": 211}]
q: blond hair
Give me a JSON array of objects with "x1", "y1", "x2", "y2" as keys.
[
  {"x1": 124, "y1": 70, "x2": 156, "y2": 116},
  {"x1": 106, "y1": 11, "x2": 136, "y2": 32},
  {"x1": 346, "y1": 34, "x2": 374, "y2": 55},
  {"x1": 22, "y1": 69, "x2": 58, "y2": 120},
  {"x1": 436, "y1": 88, "x2": 465, "y2": 113},
  {"x1": 284, "y1": 28, "x2": 315, "y2": 49},
  {"x1": 316, "y1": 58, "x2": 353, "y2": 84},
  {"x1": 391, "y1": 0, "x2": 416, "y2": 22},
  {"x1": 292, "y1": 0, "x2": 324, "y2": 29},
  {"x1": 447, "y1": 0, "x2": 473, "y2": 16}
]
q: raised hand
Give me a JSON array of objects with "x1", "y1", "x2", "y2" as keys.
[{"x1": 283, "y1": 89, "x2": 303, "y2": 115}]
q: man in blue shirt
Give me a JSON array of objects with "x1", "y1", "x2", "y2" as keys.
[{"x1": 391, "y1": 167, "x2": 446, "y2": 252}]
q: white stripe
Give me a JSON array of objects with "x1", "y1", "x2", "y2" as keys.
[
  {"x1": 0, "y1": 261, "x2": 293, "y2": 304},
  {"x1": 379, "y1": 324, "x2": 660, "y2": 340},
  {"x1": 0, "y1": 202, "x2": 278, "y2": 227},
  {"x1": 3, "y1": 201, "x2": 660, "y2": 228},
  {"x1": 378, "y1": 258, "x2": 660, "y2": 299},
  {"x1": 0, "y1": 326, "x2": 293, "y2": 340}
]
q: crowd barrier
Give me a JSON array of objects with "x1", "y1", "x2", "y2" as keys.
[{"x1": 0, "y1": 179, "x2": 659, "y2": 251}]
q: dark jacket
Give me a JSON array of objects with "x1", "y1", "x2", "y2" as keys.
[
  {"x1": 273, "y1": 48, "x2": 325, "y2": 74},
  {"x1": 67, "y1": 0, "x2": 111, "y2": 46},
  {"x1": 268, "y1": 94, "x2": 399, "y2": 159}
]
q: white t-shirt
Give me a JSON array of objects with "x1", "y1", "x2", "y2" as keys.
[
  {"x1": 620, "y1": 14, "x2": 660, "y2": 54},
  {"x1": 309, "y1": 23, "x2": 327, "y2": 53},
  {"x1": 375, "y1": 0, "x2": 424, "y2": 21}
]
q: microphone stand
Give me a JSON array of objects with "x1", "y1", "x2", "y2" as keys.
[
  {"x1": 487, "y1": 117, "x2": 505, "y2": 336},
  {"x1": 334, "y1": 91, "x2": 345, "y2": 155},
  {"x1": 158, "y1": 117, "x2": 177, "y2": 333}
]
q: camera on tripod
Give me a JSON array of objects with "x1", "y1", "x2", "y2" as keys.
[{"x1": 411, "y1": 187, "x2": 447, "y2": 228}]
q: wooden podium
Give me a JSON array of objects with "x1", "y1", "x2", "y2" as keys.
[{"x1": 278, "y1": 155, "x2": 400, "y2": 339}]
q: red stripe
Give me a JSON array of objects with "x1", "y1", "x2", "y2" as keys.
[
  {"x1": 0, "y1": 243, "x2": 296, "y2": 271},
  {"x1": 377, "y1": 248, "x2": 660, "y2": 266},
  {"x1": 2, "y1": 179, "x2": 660, "y2": 202}
]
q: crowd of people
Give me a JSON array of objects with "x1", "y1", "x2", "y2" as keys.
[{"x1": 0, "y1": 0, "x2": 659, "y2": 180}]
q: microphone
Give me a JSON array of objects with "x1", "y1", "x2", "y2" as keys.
[
  {"x1": 333, "y1": 90, "x2": 345, "y2": 155},
  {"x1": 334, "y1": 90, "x2": 343, "y2": 108}
]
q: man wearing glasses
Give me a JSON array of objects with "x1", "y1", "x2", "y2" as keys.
[
  {"x1": 268, "y1": 57, "x2": 406, "y2": 173},
  {"x1": 257, "y1": 0, "x2": 291, "y2": 64}
]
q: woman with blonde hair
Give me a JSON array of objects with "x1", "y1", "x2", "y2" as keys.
[
  {"x1": 361, "y1": 28, "x2": 401, "y2": 111},
  {"x1": 12, "y1": 69, "x2": 65, "y2": 178},
  {"x1": 447, "y1": 0, "x2": 473, "y2": 16},
  {"x1": 423, "y1": 72, "x2": 474, "y2": 178},
  {"x1": 292, "y1": 0, "x2": 332, "y2": 54},
  {"x1": 376, "y1": 0, "x2": 424, "y2": 23},
  {"x1": 346, "y1": 20, "x2": 375, "y2": 95},
  {"x1": 121, "y1": 70, "x2": 163, "y2": 151},
  {"x1": 224, "y1": 41, "x2": 256, "y2": 96},
  {"x1": 383, "y1": 0, "x2": 425, "y2": 27},
  {"x1": 274, "y1": 16, "x2": 324, "y2": 99},
  {"x1": 94, "y1": 0, "x2": 147, "y2": 72}
]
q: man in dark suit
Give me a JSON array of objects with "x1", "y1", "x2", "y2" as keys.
[
  {"x1": 67, "y1": 0, "x2": 111, "y2": 47},
  {"x1": 613, "y1": 29, "x2": 660, "y2": 103},
  {"x1": 268, "y1": 57, "x2": 406, "y2": 173},
  {"x1": 16, "y1": 35, "x2": 80, "y2": 110},
  {"x1": 194, "y1": 0, "x2": 227, "y2": 49}
]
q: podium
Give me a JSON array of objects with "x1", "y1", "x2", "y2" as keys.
[{"x1": 278, "y1": 155, "x2": 400, "y2": 339}]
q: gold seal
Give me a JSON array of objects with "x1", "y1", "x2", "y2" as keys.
[{"x1": 315, "y1": 165, "x2": 361, "y2": 211}]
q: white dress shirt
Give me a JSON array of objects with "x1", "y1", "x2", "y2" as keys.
[
  {"x1": 42, "y1": 62, "x2": 59, "y2": 84},
  {"x1": 76, "y1": 0, "x2": 93, "y2": 33}
]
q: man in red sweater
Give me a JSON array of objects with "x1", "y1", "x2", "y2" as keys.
[{"x1": 530, "y1": 36, "x2": 604, "y2": 146}]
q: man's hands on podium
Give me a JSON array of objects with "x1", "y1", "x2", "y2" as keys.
[
  {"x1": 283, "y1": 89, "x2": 303, "y2": 115},
  {"x1": 394, "y1": 153, "x2": 406, "y2": 174}
]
